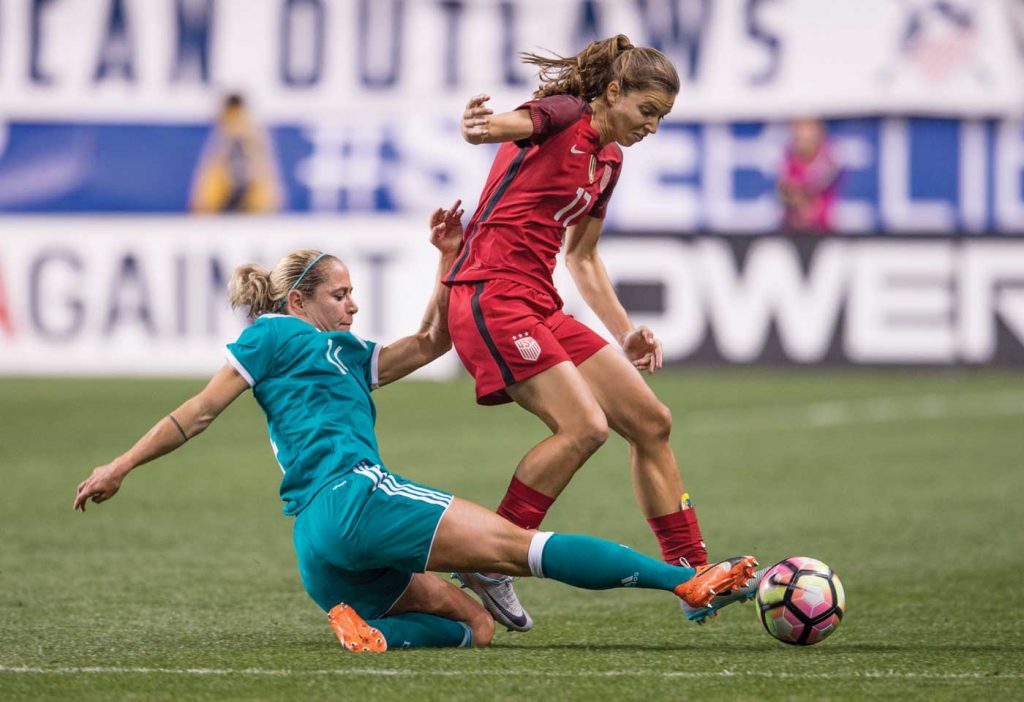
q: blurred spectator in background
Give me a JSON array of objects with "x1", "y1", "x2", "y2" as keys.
[
  {"x1": 777, "y1": 118, "x2": 841, "y2": 233},
  {"x1": 189, "y1": 94, "x2": 283, "y2": 214}
]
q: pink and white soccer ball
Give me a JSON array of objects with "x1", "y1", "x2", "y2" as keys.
[{"x1": 756, "y1": 557, "x2": 845, "y2": 646}]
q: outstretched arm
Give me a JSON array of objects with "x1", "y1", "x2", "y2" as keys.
[
  {"x1": 73, "y1": 363, "x2": 250, "y2": 511},
  {"x1": 565, "y1": 216, "x2": 663, "y2": 374},
  {"x1": 375, "y1": 200, "x2": 465, "y2": 387},
  {"x1": 461, "y1": 94, "x2": 533, "y2": 145}
]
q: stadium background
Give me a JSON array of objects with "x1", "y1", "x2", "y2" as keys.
[
  {"x1": 2, "y1": 1, "x2": 1023, "y2": 699},
  {"x1": 2, "y1": 0, "x2": 1023, "y2": 374}
]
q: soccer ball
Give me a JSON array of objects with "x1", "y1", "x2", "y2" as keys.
[{"x1": 756, "y1": 557, "x2": 845, "y2": 646}]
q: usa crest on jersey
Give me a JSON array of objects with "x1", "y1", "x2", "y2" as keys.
[{"x1": 513, "y1": 333, "x2": 542, "y2": 362}]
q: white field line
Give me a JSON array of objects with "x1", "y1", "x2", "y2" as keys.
[
  {"x1": 680, "y1": 390, "x2": 1024, "y2": 435},
  {"x1": 0, "y1": 666, "x2": 1021, "y2": 681}
]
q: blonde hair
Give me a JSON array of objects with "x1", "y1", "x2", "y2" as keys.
[
  {"x1": 228, "y1": 249, "x2": 339, "y2": 321},
  {"x1": 523, "y1": 34, "x2": 680, "y2": 101}
]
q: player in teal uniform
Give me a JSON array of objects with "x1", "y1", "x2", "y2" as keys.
[{"x1": 74, "y1": 201, "x2": 756, "y2": 652}]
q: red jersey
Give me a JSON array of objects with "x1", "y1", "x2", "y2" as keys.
[{"x1": 445, "y1": 95, "x2": 623, "y2": 305}]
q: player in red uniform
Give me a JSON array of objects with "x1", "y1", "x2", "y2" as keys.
[{"x1": 446, "y1": 35, "x2": 764, "y2": 630}]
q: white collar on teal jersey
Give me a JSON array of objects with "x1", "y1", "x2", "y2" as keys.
[{"x1": 257, "y1": 313, "x2": 323, "y2": 332}]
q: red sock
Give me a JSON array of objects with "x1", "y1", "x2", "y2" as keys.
[
  {"x1": 496, "y1": 476, "x2": 555, "y2": 530},
  {"x1": 647, "y1": 508, "x2": 707, "y2": 567}
]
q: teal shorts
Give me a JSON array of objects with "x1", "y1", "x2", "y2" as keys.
[{"x1": 292, "y1": 462, "x2": 454, "y2": 620}]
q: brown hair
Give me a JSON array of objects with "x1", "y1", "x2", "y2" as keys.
[
  {"x1": 522, "y1": 34, "x2": 680, "y2": 101},
  {"x1": 228, "y1": 249, "x2": 339, "y2": 321}
]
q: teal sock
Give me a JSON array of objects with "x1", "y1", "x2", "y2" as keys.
[
  {"x1": 537, "y1": 533, "x2": 695, "y2": 592},
  {"x1": 369, "y1": 612, "x2": 472, "y2": 649}
]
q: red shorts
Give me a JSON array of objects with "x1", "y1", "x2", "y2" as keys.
[{"x1": 448, "y1": 279, "x2": 608, "y2": 405}]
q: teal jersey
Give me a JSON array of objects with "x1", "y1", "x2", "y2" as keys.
[{"x1": 225, "y1": 314, "x2": 382, "y2": 516}]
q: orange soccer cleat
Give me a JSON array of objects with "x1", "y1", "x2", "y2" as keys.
[
  {"x1": 327, "y1": 603, "x2": 388, "y2": 653},
  {"x1": 673, "y1": 556, "x2": 759, "y2": 611}
]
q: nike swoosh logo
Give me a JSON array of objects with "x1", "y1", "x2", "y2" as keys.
[
  {"x1": 482, "y1": 590, "x2": 529, "y2": 628},
  {"x1": 570, "y1": 145, "x2": 586, "y2": 155}
]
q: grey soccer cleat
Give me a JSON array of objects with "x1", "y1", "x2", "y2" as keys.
[{"x1": 453, "y1": 572, "x2": 534, "y2": 632}]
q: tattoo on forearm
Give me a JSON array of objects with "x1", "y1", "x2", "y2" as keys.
[{"x1": 168, "y1": 414, "x2": 189, "y2": 442}]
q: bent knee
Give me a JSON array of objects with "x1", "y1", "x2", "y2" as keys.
[
  {"x1": 623, "y1": 401, "x2": 673, "y2": 445},
  {"x1": 650, "y1": 402, "x2": 673, "y2": 440},
  {"x1": 570, "y1": 412, "x2": 609, "y2": 456}
]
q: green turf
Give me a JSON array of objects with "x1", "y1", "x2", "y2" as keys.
[{"x1": 2, "y1": 370, "x2": 1023, "y2": 701}]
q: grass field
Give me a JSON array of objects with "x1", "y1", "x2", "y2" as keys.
[{"x1": 2, "y1": 369, "x2": 1023, "y2": 701}]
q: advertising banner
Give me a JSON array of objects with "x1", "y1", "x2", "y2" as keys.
[
  {"x1": 2, "y1": 117, "x2": 1024, "y2": 234},
  {"x1": 0, "y1": 217, "x2": 464, "y2": 377},
  {"x1": 1, "y1": 217, "x2": 1022, "y2": 376},
  {"x1": 1, "y1": 0, "x2": 1021, "y2": 122},
  {"x1": 1, "y1": 1, "x2": 1023, "y2": 229},
  {"x1": 584, "y1": 233, "x2": 1024, "y2": 365}
]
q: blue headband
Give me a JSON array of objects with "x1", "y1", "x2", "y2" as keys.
[{"x1": 277, "y1": 252, "x2": 327, "y2": 310}]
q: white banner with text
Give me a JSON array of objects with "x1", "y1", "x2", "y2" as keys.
[
  {"x1": 0, "y1": 0, "x2": 1021, "y2": 122},
  {"x1": 1, "y1": 217, "x2": 1023, "y2": 375}
]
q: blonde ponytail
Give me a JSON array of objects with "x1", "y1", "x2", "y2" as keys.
[
  {"x1": 228, "y1": 249, "x2": 338, "y2": 321},
  {"x1": 229, "y1": 264, "x2": 276, "y2": 321}
]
